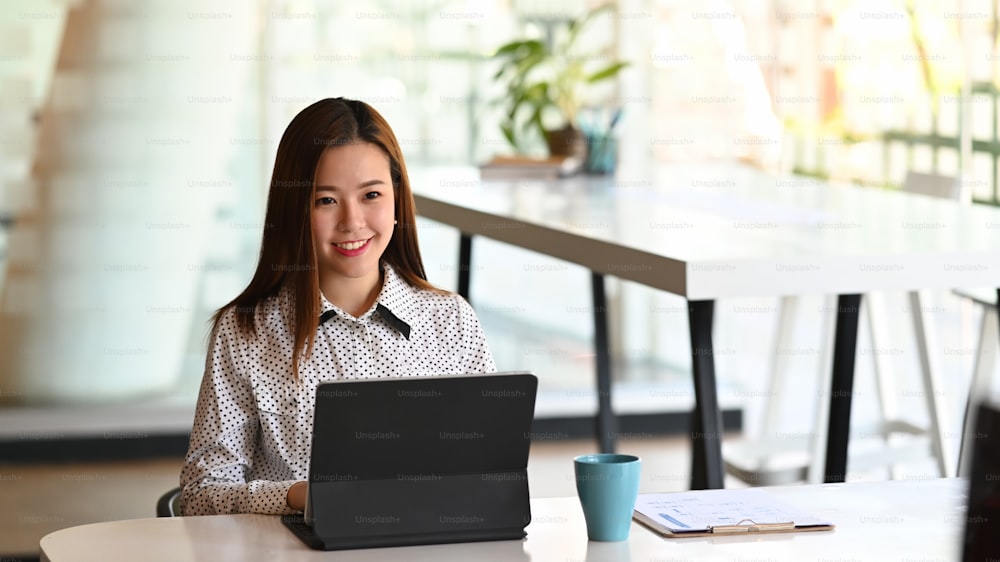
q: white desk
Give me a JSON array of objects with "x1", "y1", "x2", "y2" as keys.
[
  {"x1": 410, "y1": 164, "x2": 1000, "y2": 488},
  {"x1": 40, "y1": 479, "x2": 966, "y2": 561}
]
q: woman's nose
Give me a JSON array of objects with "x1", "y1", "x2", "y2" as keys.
[{"x1": 336, "y1": 200, "x2": 364, "y2": 232}]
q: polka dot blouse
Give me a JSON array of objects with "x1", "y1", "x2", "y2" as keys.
[{"x1": 178, "y1": 264, "x2": 496, "y2": 516}]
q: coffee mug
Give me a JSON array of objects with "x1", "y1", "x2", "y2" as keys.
[{"x1": 574, "y1": 453, "x2": 641, "y2": 541}]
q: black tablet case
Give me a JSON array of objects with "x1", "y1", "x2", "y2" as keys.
[{"x1": 282, "y1": 372, "x2": 538, "y2": 550}]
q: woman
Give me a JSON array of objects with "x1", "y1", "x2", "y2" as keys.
[{"x1": 179, "y1": 98, "x2": 495, "y2": 515}]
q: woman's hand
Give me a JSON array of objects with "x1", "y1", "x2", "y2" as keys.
[{"x1": 287, "y1": 481, "x2": 307, "y2": 511}]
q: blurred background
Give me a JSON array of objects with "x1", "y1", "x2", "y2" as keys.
[{"x1": 1, "y1": 0, "x2": 998, "y2": 558}]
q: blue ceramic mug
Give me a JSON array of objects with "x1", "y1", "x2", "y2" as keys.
[{"x1": 574, "y1": 453, "x2": 641, "y2": 541}]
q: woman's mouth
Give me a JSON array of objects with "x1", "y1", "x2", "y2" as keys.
[{"x1": 333, "y1": 238, "x2": 371, "y2": 256}]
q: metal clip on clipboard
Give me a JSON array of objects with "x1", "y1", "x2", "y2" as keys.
[{"x1": 708, "y1": 519, "x2": 796, "y2": 534}]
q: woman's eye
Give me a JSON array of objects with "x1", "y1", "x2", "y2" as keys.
[
  {"x1": 316, "y1": 197, "x2": 335, "y2": 206},
  {"x1": 364, "y1": 191, "x2": 381, "y2": 200}
]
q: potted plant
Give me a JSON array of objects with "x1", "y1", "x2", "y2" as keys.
[{"x1": 490, "y1": 3, "x2": 629, "y2": 159}]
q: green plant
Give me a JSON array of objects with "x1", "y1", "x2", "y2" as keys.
[{"x1": 491, "y1": 3, "x2": 629, "y2": 154}]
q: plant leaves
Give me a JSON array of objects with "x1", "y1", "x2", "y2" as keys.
[
  {"x1": 488, "y1": 3, "x2": 627, "y2": 153},
  {"x1": 587, "y1": 62, "x2": 629, "y2": 83},
  {"x1": 566, "y1": 3, "x2": 614, "y2": 50},
  {"x1": 493, "y1": 39, "x2": 545, "y2": 59},
  {"x1": 500, "y1": 124, "x2": 516, "y2": 148}
]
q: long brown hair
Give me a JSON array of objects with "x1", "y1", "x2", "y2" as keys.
[{"x1": 213, "y1": 97, "x2": 437, "y2": 374}]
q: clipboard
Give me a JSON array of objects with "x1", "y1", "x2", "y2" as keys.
[{"x1": 632, "y1": 488, "x2": 835, "y2": 538}]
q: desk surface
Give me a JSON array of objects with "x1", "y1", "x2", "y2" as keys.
[
  {"x1": 40, "y1": 479, "x2": 965, "y2": 561},
  {"x1": 411, "y1": 165, "x2": 1000, "y2": 299}
]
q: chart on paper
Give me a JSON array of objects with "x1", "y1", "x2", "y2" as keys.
[{"x1": 634, "y1": 488, "x2": 833, "y2": 534}]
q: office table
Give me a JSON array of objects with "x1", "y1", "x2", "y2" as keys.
[
  {"x1": 39, "y1": 478, "x2": 966, "y2": 561},
  {"x1": 410, "y1": 164, "x2": 1000, "y2": 489}
]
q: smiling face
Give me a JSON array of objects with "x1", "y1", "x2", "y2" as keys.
[{"x1": 311, "y1": 142, "x2": 395, "y2": 298}]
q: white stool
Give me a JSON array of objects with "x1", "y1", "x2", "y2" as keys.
[{"x1": 724, "y1": 171, "x2": 961, "y2": 485}]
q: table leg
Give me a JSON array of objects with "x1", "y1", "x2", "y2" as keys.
[
  {"x1": 823, "y1": 294, "x2": 863, "y2": 483},
  {"x1": 591, "y1": 273, "x2": 616, "y2": 453},
  {"x1": 687, "y1": 299, "x2": 724, "y2": 490},
  {"x1": 457, "y1": 234, "x2": 472, "y2": 302}
]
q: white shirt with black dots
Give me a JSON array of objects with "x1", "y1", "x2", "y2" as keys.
[{"x1": 179, "y1": 264, "x2": 496, "y2": 515}]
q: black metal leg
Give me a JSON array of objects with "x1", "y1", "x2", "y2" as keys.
[
  {"x1": 687, "y1": 300, "x2": 724, "y2": 490},
  {"x1": 457, "y1": 234, "x2": 472, "y2": 302},
  {"x1": 824, "y1": 294, "x2": 863, "y2": 483},
  {"x1": 592, "y1": 273, "x2": 616, "y2": 453}
]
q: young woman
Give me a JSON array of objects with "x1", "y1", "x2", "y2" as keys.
[{"x1": 179, "y1": 98, "x2": 495, "y2": 515}]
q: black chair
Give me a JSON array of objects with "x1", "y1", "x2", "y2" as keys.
[
  {"x1": 955, "y1": 288, "x2": 999, "y2": 475},
  {"x1": 156, "y1": 487, "x2": 182, "y2": 517}
]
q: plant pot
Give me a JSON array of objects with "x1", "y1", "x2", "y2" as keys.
[{"x1": 544, "y1": 125, "x2": 587, "y2": 160}]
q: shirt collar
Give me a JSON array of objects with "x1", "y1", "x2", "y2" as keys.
[
  {"x1": 374, "y1": 264, "x2": 418, "y2": 339},
  {"x1": 317, "y1": 263, "x2": 416, "y2": 339}
]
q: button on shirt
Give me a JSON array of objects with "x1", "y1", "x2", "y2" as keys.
[{"x1": 179, "y1": 264, "x2": 496, "y2": 515}]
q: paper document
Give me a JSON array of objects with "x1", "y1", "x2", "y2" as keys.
[{"x1": 633, "y1": 488, "x2": 833, "y2": 537}]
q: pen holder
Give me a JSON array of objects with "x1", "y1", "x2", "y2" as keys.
[{"x1": 584, "y1": 133, "x2": 617, "y2": 175}]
